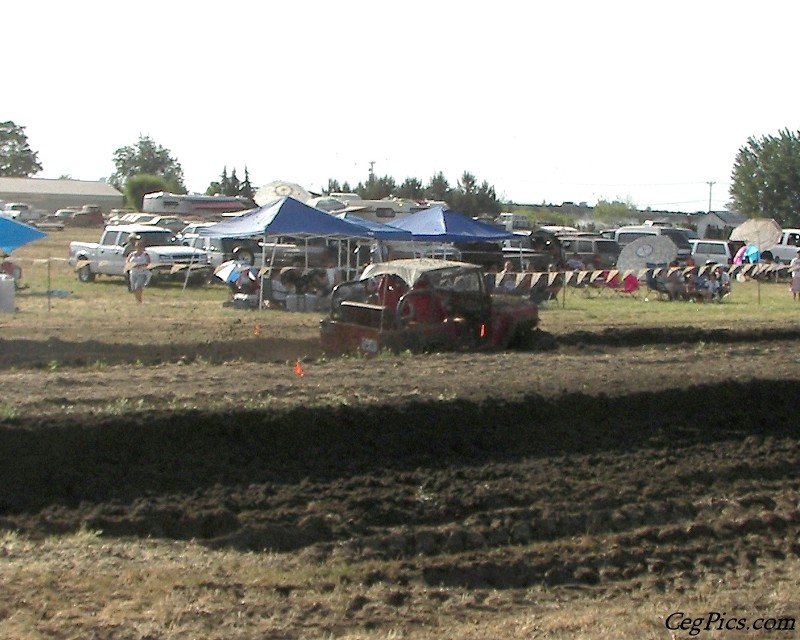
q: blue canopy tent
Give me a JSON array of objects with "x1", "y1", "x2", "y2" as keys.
[
  {"x1": 387, "y1": 206, "x2": 514, "y2": 242},
  {"x1": 0, "y1": 217, "x2": 47, "y2": 254},
  {"x1": 197, "y1": 196, "x2": 371, "y2": 240},
  {"x1": 334, "y1": 212, "x2": 414, "y2": 241},
  {"x1": 335, "y1": 211, "x2": 416, "y2": 267},
  {"x1": 198, "y1": 196, "x2": 372, "y2": 306},
  {"x1": 197, "y1": 195, "x2": 372, "y2": 267}
]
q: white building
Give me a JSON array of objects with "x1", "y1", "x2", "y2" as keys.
[
  {"x1": 0, "y1": 177, "x2": 124, "y2": 214},
  {"x1": 695, "y1": 210, "x2": 747, "y2": 240}
]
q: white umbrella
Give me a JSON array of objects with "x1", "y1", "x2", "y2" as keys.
[
  {"x1": 214, "y1": 259, "x2": 254, "y2": 284},
  {"x1": 729, "y1": 217, "x2": 782, "y2": 305},
  {"x1": 729, "y1": 218, "x2": 782, "y2": 251},
  {"x1": 616, "y1": 235, "x2": 678, "y2": 271},
  {"x1": 254, "y1": 180, "x2": 312, "y2": 206}
]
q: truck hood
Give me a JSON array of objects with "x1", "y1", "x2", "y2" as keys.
[{"x1": 146, "y1": 245, "x2": 207, "y2": 257}]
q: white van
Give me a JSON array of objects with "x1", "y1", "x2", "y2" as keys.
[
  {"x1": 613, "y1": 225, "x2": 692, "y2": 262},
  {"x1": 496, "y1": 212, "x2": 532, "y2": 231}
]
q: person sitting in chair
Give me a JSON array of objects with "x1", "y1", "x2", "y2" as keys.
[{"x1": 231, "y1": 268, "x2": 259, "y2": 296}]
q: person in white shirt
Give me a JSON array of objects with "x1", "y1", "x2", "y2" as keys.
[
  {"x1": 126, "y1": 241, "x2": 151, "y2": 303},
  {"x1": 790, "y1": 249, "x2": 800, "y2": 301}
]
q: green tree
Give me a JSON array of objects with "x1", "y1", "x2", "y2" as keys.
[
  {"x1": 356, "y1": 174, "x2": 396, "y2": 199},
  {"x1": 449, "y1": 172, "x2": 501, "y2": 216},
  {"x1": 207, "y1": 166, "x2": 254, "y2": 198},
  {"x1": 206, "y1": 167, "x2": 229, "y2": 196},
  {"x1": 395, "y1": 177, "x2": 424, "y2": 200},
  {"x1": 730, "y1": 129, "x2": 800, "y2": 226},
  {"x1": 124, "y1": 174, "x2": 171, "y2": 211},
  {"x1": 0, "y1": 120, "x2": 42, "y2": 177},
  {"x1": 593, "y1": 198, "x2": 635, "y2": 224},
  {"x1": 475, "y1": 180, "x2": 501, "y2": 216},
  {"x1": 110, "y1": 135, "x2": 185, "y2": 193},
  {"x1": 240, "y1": 166, "x2": 254, "y2": 200},
  {"x1": 228, "y1": 168, "x2": 241, "y2": 197},
  {"x1": 425, "y1": 172, "x2": 451, "y2": 201}
]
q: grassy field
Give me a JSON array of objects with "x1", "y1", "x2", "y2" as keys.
[
  {"x1": 1, "y1": 229, "x2": 799, "y2": 639},
  {"x1": 5, "y1": 226, "x2": 800, "y2": 346}
]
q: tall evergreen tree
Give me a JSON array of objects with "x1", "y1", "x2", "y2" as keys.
[
  {"x1": 396, "y1": 177, "x2": 424, "y2": 199},
  {"x1": 425, "y1": 172, "x2": 451, "y2": 201},
  {"x1": 240, "y1": 167, "x2": 254, "y2": 199},
  {"x1": 228, "y1": 168, "x2": 241, "y2": 197}
]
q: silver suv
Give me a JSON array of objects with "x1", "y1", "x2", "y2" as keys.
[{"x1": 689, "y1": 239, "x2": 740, "y2": 265}]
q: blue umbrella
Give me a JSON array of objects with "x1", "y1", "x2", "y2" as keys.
[
  {"x1": 743, "y1": 244, "x2": 760, "y2": 263},
  {"x1": 0, "y1": 217, "x2": 47, "y2": 253},
  {"x1": 214, "y1": 259, "x2": 256, "y2": 283}
]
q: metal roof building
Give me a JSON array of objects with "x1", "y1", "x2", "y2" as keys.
[{"x1": 0, "y1": 177, "x2": 124, "y2": 214}]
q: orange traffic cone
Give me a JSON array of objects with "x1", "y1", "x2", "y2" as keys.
[{"x1": 294, "y1": 361, "x2": 305, "y2": 378}]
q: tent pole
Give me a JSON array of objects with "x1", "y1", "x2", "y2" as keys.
[
  {"x1": 259, "y1": 237, "x2": 267, "y2": 309},
  {"x1": 181, "y1": 249, "x2": 195, "y2": 294},
  {"x1": 47, "y1": 258, "x2": 52, "y2": 313}
]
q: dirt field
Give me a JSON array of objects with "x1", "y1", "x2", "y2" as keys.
[{"x1": 1, "y1": 291, "x2": 799, "y2": 637}]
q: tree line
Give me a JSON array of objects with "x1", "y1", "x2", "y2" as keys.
[{"x1": 6, "y1": 119, "x2": 800, "y2": 226}]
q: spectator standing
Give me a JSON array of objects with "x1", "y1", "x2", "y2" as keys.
[
  {"x1": 126, "y1": 240, "x2": 151, "y2": 303},
  {"x1": 790, "y1": 249, "x2": 800, "y2": 301}
]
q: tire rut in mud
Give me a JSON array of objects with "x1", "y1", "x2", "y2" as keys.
[
  {"x1": 1, "y1": 378, "x2": 798, "y2": 593},
  {"x1": 3, "y1": 325, "x2": 800, "y2": 370}
]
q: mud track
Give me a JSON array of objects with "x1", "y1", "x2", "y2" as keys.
[{"x1": 1, "y1": 325, "x2": 799, "y2": 603}]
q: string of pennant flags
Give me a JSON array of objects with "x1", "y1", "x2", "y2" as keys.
[
  {"x1": 10, "y1": 257, "x2": 791, "y2": 288},
  {"x1": 490, "y1": 261, "x2": 789, "y2": 291}
]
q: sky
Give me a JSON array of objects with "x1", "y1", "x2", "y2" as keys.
[{"x1": 5, "y1": 1, "x2": 799, "y2": 213}]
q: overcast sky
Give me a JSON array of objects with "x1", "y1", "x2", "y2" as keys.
[{"x1": 6, "y1": 1, "x2": 798, "y2": 212}]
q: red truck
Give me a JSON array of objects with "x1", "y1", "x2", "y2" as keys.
[{"x1": 320, "y1": 258, "x2": 540, "y2": 354}]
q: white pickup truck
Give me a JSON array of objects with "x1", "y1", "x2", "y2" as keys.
[
  {"x1": 1, "y1": 202, "x2": 43, "y2": 223},
  {"x1": 764, "y1": 228, "x2": 800, "y2": 263},
  {"x1": 68, "y1": 224, "x2": 212, "y2": 285}
]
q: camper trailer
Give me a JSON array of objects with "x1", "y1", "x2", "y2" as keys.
[{"x1": 142, "y1": 192, "x2": 256, "y2": 219}]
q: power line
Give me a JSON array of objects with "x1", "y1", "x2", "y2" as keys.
[{"x1": 543, "y1": 180, "x2": 721, "y2": 188}]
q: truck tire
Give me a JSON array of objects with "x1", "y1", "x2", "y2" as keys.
[{"x1": 77, "y1": 264, "x2": 95, "y2": 283}]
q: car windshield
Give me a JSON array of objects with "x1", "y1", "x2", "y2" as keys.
[
  {"x1": 596, "y1": 240, "x2": 620, "y2": 253},
  {"x1": 662, "y1": 229, "x2": 690, "y2": 249}
]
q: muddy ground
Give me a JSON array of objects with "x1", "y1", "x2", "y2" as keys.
[{"x1": 0, "y1": 322, "x2": 799, "y2": 637}]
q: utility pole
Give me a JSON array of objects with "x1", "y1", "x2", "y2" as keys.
[
  {"x1": 368, "y1": 160, "x2": 375, "y2": 180},
  {"x1": 706, "y1": 181, "x2": 716, "y2": 213}
]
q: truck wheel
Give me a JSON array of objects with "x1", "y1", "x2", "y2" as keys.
[{"x1": 77, "y1": 264, "x2": 95, "y2": 283}]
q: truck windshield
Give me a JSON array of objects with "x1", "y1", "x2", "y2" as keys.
[{"x1": 137, "y1": 231, "x2": 176, "y2": 246}]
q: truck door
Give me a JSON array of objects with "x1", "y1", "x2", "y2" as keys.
[{"x1": 99, "y1": 230, "x2": 126, "y2": 276}]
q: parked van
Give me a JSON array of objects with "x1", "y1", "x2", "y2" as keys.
[
  {"x1": 558, "y1": 234, "x2": 621, "y2": 269},
  {"x1": 496, "y1": 212, "x2": 532, "y2": 231},
  {"x1": 613, "y1": 225, "x2": 692, "y2": 263},
  {"x1": 689, "y1": 239, "x2": 741, "y2": 266}
]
